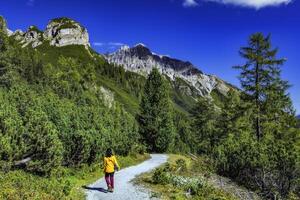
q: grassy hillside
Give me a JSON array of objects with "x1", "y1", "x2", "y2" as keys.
[{"x1": 35, "y1": 43, "x2": 201, "y2": 115}]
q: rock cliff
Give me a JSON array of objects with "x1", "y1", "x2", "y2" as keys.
[
  {"x1": 11, "y1": 17, "x2": 90, "y2": 48},
  {"x1": 106, "y1": 44, "x2": 230, "y2": 96}
]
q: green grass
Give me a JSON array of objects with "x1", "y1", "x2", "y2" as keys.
[
  {"x1": 0, "y1": 154, "x2": 150, "y2": 200},
  {"x1": 36, "y1": 42, "x2": 94, "y2": 65},
  {"x1": 97, "y1": 76, "x2": 140, "y2": 115},
  {"x1": 169, "y1": 77, "x2": 198, "y2": 115},
  {"x1": 211, "y1": 88, "x2": 226, "y2": 108},
  {"x1": 50, "y1": 17, "x2": 84, "y2": 31},
  {"x1": 34, "y1": 41, "x2": 224, "y2": 117},
  {"x1": 135, "y1": 154, "x2": 237, "y2": 200}
]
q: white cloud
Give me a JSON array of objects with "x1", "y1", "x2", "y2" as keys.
[
  {"x1": 183, "y1": 0, "x2": 199, "y2": 7},
  {"x1": 27, "y1": 0, "x2": 35, "y2": 6},
  {"x1": 108, "y1": 42, "x2": 124, "y2": 46},
  {"x1": 204, "y1": 0, "x2": 291, "y2": 9},
  {"x1": 93, "y1": 42, "x2": 104, "y2": 46},
  {"x1": 93, "y1": 42, "x2": 125, "y2": 48}
]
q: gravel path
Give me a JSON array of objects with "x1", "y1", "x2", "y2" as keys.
[{"x1": 85, "y1": 154, "x2": 168, "y2": 200}]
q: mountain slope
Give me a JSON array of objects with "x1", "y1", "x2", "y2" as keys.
[{"x1": 4, "y1": 16, "x2": 232, "y2": 114}]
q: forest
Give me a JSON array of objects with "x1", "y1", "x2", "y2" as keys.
[{"x1": 0, "y1": 25, "x2": 299, "y2": 200}]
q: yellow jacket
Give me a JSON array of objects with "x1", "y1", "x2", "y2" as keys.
[{"x1": 103, "y1": 155, "x2": 120, "y2": 173}]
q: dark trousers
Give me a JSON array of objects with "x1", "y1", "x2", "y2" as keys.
[{"x1": 105, "y1": 172, "x2": 115, "y2": 188}]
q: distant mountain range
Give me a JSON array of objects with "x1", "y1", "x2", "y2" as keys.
[
  {"x1": 297, "y1": 115, "x2": 300, "y2": 119},
  {"x1": 106, "y1": 44, "x2": 231, "y2": 97}
]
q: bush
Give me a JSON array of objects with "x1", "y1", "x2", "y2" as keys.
[
  {"x1": 175, "y1": 158, "x2": 187, "y2": 172},
  {"x1": 152, "y1": 168, "x2": 169, "y2": 185}
]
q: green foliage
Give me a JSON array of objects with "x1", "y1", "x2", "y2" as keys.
[
  {"x1": 0, "y1": 154, "x2": 150, "y2": 199},
  {"x1": 0, "y1": 31, "x2": 141, "y2": 176},
  {"x1": 152, "y1": 168, "x2": 170, "y2": 185},
  {"x1": 170, "y1": 77, "x2": 197, "y2": 113},
  {"x1": 0, "y1": 16, "x2": 6, "y2": 31},
  {"x1": 141, "y1": 155, "x2": 236, "y2": 200},
  {"x1": 192, "y1": 97, "x2": 218, "y2": 154},
  {"x1": 190, "y1": 33, "x2": 300, "y2": 199},
  {"x1": 138, "y1": 68, "x2": 175, "y2": 152},
  {"x1": 175, "y1": 159, "x2": 187, "y2": 172},
  {"x1": 50, "y1": 17, "x2": 81, "y2": 31},
  {"x1": 211, "y1": 33, "x2": 300, "y2": 199},
  {"x1": 173, "y1": 111, "x2": 194, "y2": 153},
  {"x1": 234, "y1": 32, "x2": 287, "y2": 140}
]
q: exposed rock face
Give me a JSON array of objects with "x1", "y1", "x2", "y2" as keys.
[
  {"x1": 11, "y1": 17, "x2": 90, "y2": 48},
  {"x1": 17, "y1": 26, "x2": 43, "y2": 48},
  {"x1": 43, "y1": 18, "x2": 90, "y2": 47},
  {"x1": 100, "y1": 86, "x2": 114, "y2": 108},
  {"x1": 106, "y1": 44, "x2": 230, "y2": 96}
]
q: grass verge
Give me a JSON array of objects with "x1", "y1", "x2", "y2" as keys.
[
  {"x1": 0, "y1": 153, "x2": 150, "y2": 200},
  {"x1": 134, "y1": 154, "x2": 237, "y2": 200}
]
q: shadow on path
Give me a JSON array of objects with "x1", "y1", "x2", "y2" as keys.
[{"x1": 82, "y1": 185, "x2": 108, "y2": 193}]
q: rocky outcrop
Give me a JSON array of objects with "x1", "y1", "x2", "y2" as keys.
[
  {"x1": 11, "y1": 17, "x2": 90, "y2": 48},
  {"x1": 100, "y1": 86, "x2": 114, "y2": 108},
  {"x1": 16, "y1": 26, "x2": 43, "y2": 48},
  {"x1": 106, "y1": 44, "x2": 230, "y2": 96},
  {"x1": 43, "y1": 18, "x2": 90, "y2": 48}
]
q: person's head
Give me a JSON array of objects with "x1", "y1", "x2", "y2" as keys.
[{"x1": 105, "y1": 148, "x2": 113, "y2": 157}]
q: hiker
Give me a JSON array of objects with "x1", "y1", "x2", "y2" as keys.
[{"x1": 103, "y1": 148, "x2": 120, "y2": 192}]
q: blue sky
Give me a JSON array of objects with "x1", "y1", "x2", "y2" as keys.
[{"x1": 0, "y1": 0, "x2": 299, "y2": 114}]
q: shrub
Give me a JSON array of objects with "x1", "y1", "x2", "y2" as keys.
[
  {"x1": 152, "y1": 168, "x2": 169, "y2": 185},
  {"x1": 175, "y1": 158, "x2": 187, "y2": 172}
]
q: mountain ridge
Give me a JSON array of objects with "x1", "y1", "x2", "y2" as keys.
[
  {"x1": 106, "y1": 43, "x2": 230, "y2": 97},
  {"x1": 3, "y1": 15, "x2": 231, "y2": 103}
]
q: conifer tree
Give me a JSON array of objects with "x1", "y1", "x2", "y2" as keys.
[
  {"x1": 192, "y1": 97, "x2": 218, "y2": 153},
  {"x1": 138, "y1": 68, "x2": 175, "y2": 152},
  {"x1": 234, "y1": 33, "x2": 286, "y2": 140},
  {"x1": 217, "y1": 89, "x2": 253, "y2": 139}
]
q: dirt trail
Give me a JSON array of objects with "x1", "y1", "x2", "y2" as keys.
[{"x1": 85, "y1": 154, "x2": 168, "y2": 200}]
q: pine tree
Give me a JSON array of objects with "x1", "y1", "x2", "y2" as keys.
[
  {"x1": 233, "y1": 33, "x2": 300, "y2": 198},
  {"x1": 234, "y1": 33, "x2": 286, "y2": 140},
  {"x1": 192, "y1": 97, "x2": 218, "y2": 154},
  {"x1": 138, "y1": 68, "x2": 175, "y2": 152},
  {"x1": 217, "y1": 89, "x2": 253, "y2": 139}
]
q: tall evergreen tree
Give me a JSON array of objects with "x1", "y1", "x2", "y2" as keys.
[
  {"x1": 138, "y1": 68, "x2": 175, "y2": 152},
  {"x1": 192, "y1": 97, "x2": 218, "y2": 154},
  {"x1": 217, "y1": 89, "x2": 253, "y2": 140},
  {"x1": 234, "y1": 33, "x2": 286, "y2": 140}
]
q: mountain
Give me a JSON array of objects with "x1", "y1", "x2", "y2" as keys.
[
  {"x1": 11, "y1": 17, "x2": 90, "y2": 49},
  {"x1": 297, "y1": 115, "x2": 300, "y2": 119},
  {"x1": 3, "y1": 16, "x2": 232, "y2": 113},
  {"x1": 106, "y1": 43, "x2": 230, "y2": 97}
]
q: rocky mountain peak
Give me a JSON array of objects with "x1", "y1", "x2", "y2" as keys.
[
  {"x1": 126, "y1": 43, "x2": 152, "y2": 58},
  {"x1": 43, "y1": 17, "x2": 90, "y2": 47},
  {"x1": 10, "y1": 17, "x2": 90, "y2": 48},
  {"x1": 106, "y1": 44, "x2": 230, "y2": 96}
]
